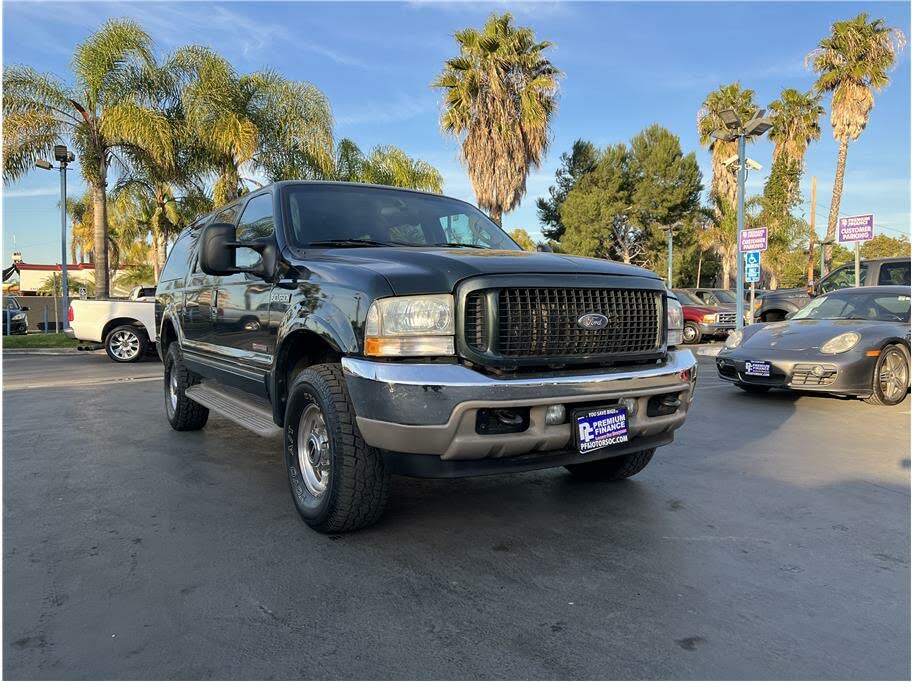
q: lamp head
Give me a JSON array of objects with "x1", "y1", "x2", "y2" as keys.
[
  {"x1": 53, "y1": 145, "x2": 72, "y2": 162},
  {"x1": 719, "y1": 108, "x2": 742, "y2": 130},
  {"x1": 711, "y1": 129, "x2": 736, "y2": 143},
  {"x1": 35, "y1": 159, "x2": 53, "y2": 170}
]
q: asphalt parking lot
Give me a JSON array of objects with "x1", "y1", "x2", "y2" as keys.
[{"x1": 3, "y1": 351, "x2": 909, "y2": 680}]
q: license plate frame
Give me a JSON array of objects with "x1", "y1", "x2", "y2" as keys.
[
  {"x1": 574, "y1": 405, "x2": 630, "y2": 454},
  {"x1": 744, "y1": 360, "x2": 772, "y2": 377}
]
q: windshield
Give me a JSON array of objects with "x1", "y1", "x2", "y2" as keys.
[
  {"x1": 792, "y1": 291, "x2": 910, "y2": 322},
  {"x1": 284, "y1": 184, "x2": 521, "y2": 250},
  {"x1": 672, "y1": 291, "x2": 699, "y2": 306},
  {"x1": 710, "y1": 290, "x2": 737, "y2": 305}
]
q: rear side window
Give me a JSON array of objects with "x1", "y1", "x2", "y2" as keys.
[
  {"x1": 159, "y1": 230, "x2": 195, "y2": 283},
  {"x1": 878, "y1": 261, "x2": 911, "y2": 286}
]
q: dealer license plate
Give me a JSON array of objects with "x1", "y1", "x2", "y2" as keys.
[
  {"x1": 744, "y1": 361, "x2": 771, "y2": 377},
  {"x1": 575, "y1": 406, "x2": 629, "y2": 454}
]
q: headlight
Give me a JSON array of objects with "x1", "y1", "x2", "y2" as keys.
[
  {"x1": 667, "y1": 297, "x2": 683, "y2": 346},
  {"x1": 724, "y1": 329, "x2": 743, "y2": 349},
  {"x1": 820, "y1": 331, "x2": 860, "y2": 354},
  {"x1": 702, "y1": 313, "x2": 717, "y2": 324},
  {"x1": 364, "y1": 294, "x2": 455, "y2": 357},
  {"x1": 12, "y1": 312, "x2": 26, "y2": 321}
]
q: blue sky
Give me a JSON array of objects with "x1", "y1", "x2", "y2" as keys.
[{"x1": 3, "y1": 0, "x2": 910, "y2": 265}]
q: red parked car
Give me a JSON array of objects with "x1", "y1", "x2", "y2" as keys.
[{"x1": 672, "y1": 289, "x2": 737, "y2": 344}]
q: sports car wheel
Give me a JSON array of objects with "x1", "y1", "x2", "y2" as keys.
[{"x1": 865, "y1": 345, "x2": 909, "y2": 406}]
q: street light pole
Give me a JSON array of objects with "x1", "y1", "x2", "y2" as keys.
[
  {"x1": 37, "y1": 146, "x2": 75, "y2": 330},
  {"x1": 666, "y1": 227, "x2": 673, "y2": 288},
  {"x1": 735, "y1": 132, "x2": 746, "y2": 330},
  {"x1": 710, "y1": 108, "x2": 773, "y2": 331},
  {"x1": 59, "y1": 158, "x2": 69, "y2": 323}
]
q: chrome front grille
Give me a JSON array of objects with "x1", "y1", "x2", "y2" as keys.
[{"x1": 717, "y1": 311, "x2": 737, "y2": 325}]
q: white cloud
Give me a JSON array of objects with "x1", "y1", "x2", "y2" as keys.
[
  {"x1": 336, "y1": 94, "x2": 436, "y2": 127},
  {"x1": 3, "y1": 187, "x2": 60, "y2": 198}
]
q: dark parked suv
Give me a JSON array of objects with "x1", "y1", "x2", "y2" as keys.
[
  {"x1": 754, "y1": 257, "x2": 911, "y2": 321},
  {"x1": 156, "y1": 182, "x2": 697, "y2": 533}
]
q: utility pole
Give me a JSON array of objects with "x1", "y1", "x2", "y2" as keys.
[{"x1": 807, "y1": 176, "x2": 816, "y2": 293}]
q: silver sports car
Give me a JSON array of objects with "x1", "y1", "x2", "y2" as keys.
[{"x1": 716, "y1": 286, "x2": 910, "y2": 406}]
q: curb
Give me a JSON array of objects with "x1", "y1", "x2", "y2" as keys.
[{"x1": 3, "y1": 348, "x2": 102, "y2": 356}]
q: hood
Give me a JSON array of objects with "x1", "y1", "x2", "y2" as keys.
[
  {"x1": 760, "y1": 287, "x2": 809, "y2": 301},
  {"x1": 682, "y1": 304, "x2": 720, "y2": 317},
  {"x1": 300, "y1": 247, "x2": 661, "y2": 294},
  {"x1": 741, "y1": 318, "x2": 886, "y2": 352}
]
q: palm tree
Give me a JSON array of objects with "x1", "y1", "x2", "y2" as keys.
[
  {"x1": 65, "y1": 194, "x2": 91, "y2": 264},
  {"x1": 696, "y1": 82, "x2": 758, "y2": 213},
  {"x1": 768, "y1": 89, "x2": 824, "y2": 166},
  {"x1": 3, "y1": 19, "x2": 176, "y2": 298},
  {"x1": 808, "y1": 13, "x2": 906, "y2": 266},
  {"x1": 433, "y1": 13, "x2": 560, "y2": 224},
  {"x1": 327, "y1": 138, "x2": 443, "y2": 192},
  {"x1": 175, "y1": 47, "x2": 333, "y2": 205}
]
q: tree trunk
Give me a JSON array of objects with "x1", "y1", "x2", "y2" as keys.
[
  {"x1": 695, "y1": 251, "x2": 702, "y2": 287},
  {"x1": 153, "y1": 230, "x2": 167, "y2": 281},
  {"x1": 69, "y1": 223, "x2": 77, "y2": 266},
  {"x1": 825, "y1": 139, "x2": 849, "y2": 270},
  {"x1": 92, "y1": 182, "x2": 109, "y2": 299},
  {"x1": 488, "y1": 207, "x2": 502, "y2": 227},
  {"x1": 721, "y1": 258, "x2": 731, "y2": 289}
]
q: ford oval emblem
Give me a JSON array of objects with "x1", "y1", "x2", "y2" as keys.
[{"x1": 577, "y1": 313, "x2": 610, "y2": 330}]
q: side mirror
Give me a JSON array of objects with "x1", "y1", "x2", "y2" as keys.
[
  {"x1": 784, "y1": 311, "x2": 795, "y2": 319},
  {"x1": 20, "y1": 306, "x2": 29, "y2": 311},
  {"x1": 198, "y1": 222, "x2": 279, "y2": 282},
  {"x1": 536, "y1": 243, "x2": 553, "y2": 253},
  {"x1": 199, "y1": 223, "x2": 238, "y2": 276}
]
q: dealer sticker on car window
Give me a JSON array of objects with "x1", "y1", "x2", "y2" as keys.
[
  {"x1": 576, "y1": 406, "x2": 629, "y2": 453},
  {"x1": 744, "y1": 361, "x2": 771, "y2": 377}
]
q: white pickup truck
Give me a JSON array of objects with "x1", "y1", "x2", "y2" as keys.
[{"x1": 65, "y1": 286, "x2": 157, "y2": 363}]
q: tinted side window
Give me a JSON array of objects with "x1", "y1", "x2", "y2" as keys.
[
  {"x1": 160, "y1": 230, "x2": 195, "y2": 283},
  {"x1": 215, "y1": 205, "x2": 240, "y2": 225},
  {"x1": 878, "y1": 262, "x2": 911, "y2": 286},
  {"x1": 236, "y1": 194, "x2": 275, "y2": 268},
  {"x1": 820, "y1": 264, "x2": 868, "y2": 293}
]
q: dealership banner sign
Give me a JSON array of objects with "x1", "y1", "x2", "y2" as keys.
[
  {"x1": 739, "y1": 227, "x2": 768, "y2": 252},
  {"x1": 838, "y1": 214, "x2": 874, "y2": 243}
]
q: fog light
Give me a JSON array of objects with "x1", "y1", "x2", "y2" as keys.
[
  {"x1": 544, "y1": 404, "x2": 566, "y2": 425},
  {"x1": 620, "y1": 397, "x2": 638, "y2": 416},
  {"x1": 812, "y1": 365, "x2": 825, "y2": 377}
]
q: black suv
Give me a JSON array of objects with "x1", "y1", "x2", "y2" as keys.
[
  {"x1": 156, "y1": 182, "x2": 697, "y2": 533},
  {"x1": 755, "y1": 256, "x2": 911, "y2": 322}
]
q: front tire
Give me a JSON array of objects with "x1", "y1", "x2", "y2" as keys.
[
  {"x1": 565, "y1": 448, "x2": 655, "y2": 481},
  {"x1": 105, "y1": 324, "x2": 147, "y2": 363},
  {"x1": 164, "y1": 344, "x2": 209, "y2": 431},
  {"x1": 682, "y1": 322, "x2": 702, "y2": 345},
  {"x1": 864, "y1": 344, "x2": 909, "y2": 406},
  {"x1": 284, "y1": 363, "x2": 390, "y2": 533}
]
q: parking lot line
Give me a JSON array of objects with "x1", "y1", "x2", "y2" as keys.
[{"x1": 3, "y1": 374, "x2": 161, "y2": 392}]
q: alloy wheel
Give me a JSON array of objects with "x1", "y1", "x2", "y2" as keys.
[
  {"x1": 109, "y1": 330, "x2": 140, "y2": 360},
  {"x1": 879, "y1": 349, "x2": 909, "y2": 403}
]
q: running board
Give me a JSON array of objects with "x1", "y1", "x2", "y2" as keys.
[{"x1": 185, "y1": 383, "x2": 281, "y2": 438}]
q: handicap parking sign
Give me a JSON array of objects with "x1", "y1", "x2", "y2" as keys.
[
  {"x1": 745, "y1": 251, "x2": 761, "y2": 266},
  {"x1": 745, "y1": 264, "x2": 761, "y2": 283}
]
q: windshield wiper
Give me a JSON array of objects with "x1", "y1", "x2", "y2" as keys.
[
  {"x1": 431, "y1": 242, "x2": 486, "y2": 249},
  {"x1": 308, "y1": 238, "x2": 395, "y2": 248}
]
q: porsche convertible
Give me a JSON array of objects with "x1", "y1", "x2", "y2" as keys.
[{"x1": 716, "y1": 286, "x2": 910, "y2": 406}]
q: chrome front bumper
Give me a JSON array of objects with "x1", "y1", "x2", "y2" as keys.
[{"x1": 342, "y1": 350, "x2": 697, "y2": 460}]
